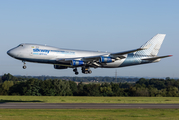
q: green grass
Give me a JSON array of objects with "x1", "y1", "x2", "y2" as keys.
[
  {"x1": 0, "y1": 96, "x2": 179, "y2": 120},
  {"x1": 0, "y1": 96, "x2": 179, "y2": 103},
  {"x1": 0, "y1": 109, "x2": 179, "y2": 120}
]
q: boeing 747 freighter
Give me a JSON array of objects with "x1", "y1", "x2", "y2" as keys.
[{"x1": 7, "y1": 34, "x2": 172, "y2": 75}]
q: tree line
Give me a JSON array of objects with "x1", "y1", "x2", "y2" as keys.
[
  {"x1": 3, "y1": 74, "x2": 139, "y2": 83},
  {"x1": 0, "y1": 73, "x2": 179, "y2": 96}
]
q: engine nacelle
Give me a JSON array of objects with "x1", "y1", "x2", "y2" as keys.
[
  {"x1": 100, "y1": 56, "x2": 115, "y2": 63},
  {"x1": 54, "y1": 65, "x2": 68, "y2": 69},
  {"x1": 71, "y1": 60, "x2": 84, "y2": 66}
]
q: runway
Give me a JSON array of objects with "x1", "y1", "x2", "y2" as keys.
[{"x1": 0, "y1": 103, "x2": 179, "y2": 109}]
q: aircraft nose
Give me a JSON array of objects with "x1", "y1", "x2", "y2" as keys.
[{"x1": 7, "y1": 49, "x2": 15, "y2": 57}]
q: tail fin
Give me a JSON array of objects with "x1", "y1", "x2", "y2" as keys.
[{"x1": 136, "y1": 34, "x2": 166, "y2": 56}]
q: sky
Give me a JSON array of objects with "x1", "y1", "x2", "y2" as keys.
[{"x1": 0, "y1": 0, "x2": 178, "y2": 78}]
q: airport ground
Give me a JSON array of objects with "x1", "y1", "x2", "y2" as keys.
[
  {"x1": 0, "y1": 96, "x2": 179, "y2": 103},
  {"x1": 0, "y1": 96, "x2": 179, "y2": 119}
]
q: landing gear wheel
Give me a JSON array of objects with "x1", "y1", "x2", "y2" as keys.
[
  {"x1": 81, "y1": 67, "x2": 92, "y2": 74},
  {"x1": 75, "y1": 72, "x2": 79, "y2": 75},
  {"x1": 73, "y1": 68, "x2": 79, "y2": 75},
  {"x1": 88, "y1": 70, "x2": 92, "y2": 74},
  {"x1": 23, "y1": 65, "x2": 26, "y2": 69},
  {"x1": 73, "y1": 68, "x2": 77, "y2": 72}
]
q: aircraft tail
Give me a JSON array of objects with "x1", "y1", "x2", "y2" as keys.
[{"x1": 136, "y1": 34, "x2": 166, "y2": 56}]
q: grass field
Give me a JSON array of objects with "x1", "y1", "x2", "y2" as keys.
[
  {"x1": 0, "y1": 109, "x2": 179, "y2": 120},
  {"x1": 0, "y1": 96, "x2": 179, "y2": 120},
  {"x1": 0, "y1": 96, "x2": 179, "y2": 103}
]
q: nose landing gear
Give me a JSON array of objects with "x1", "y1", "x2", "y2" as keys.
[{"x1": 22, "y1": 61, "x2": 26, "y2": 69}]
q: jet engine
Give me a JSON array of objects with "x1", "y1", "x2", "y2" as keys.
[
  {"x1": 71, "y1": 60, "x2": 84, "y2": 66},
  {"x1": 100, "y1": 56, "x2": 115, "y2": 63},
  {"x1": 54, "y1": 65, "x2": 68, "y2": 69}
]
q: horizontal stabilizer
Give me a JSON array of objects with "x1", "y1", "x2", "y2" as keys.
[{"x1": 142, "y1": 55, "x2": 172, "y2": 60}]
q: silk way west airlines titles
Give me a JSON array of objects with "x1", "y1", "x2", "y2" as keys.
[{"x1": 7, "y1": 34, "x2": 172, "y2": 75}]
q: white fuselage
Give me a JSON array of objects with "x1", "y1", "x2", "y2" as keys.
[{"x1": 7, "y1": 44, "x2": 127, "y2": 68}]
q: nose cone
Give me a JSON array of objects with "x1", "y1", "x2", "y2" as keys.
[{"x1": 7, "y1": 49, "x2": 15, "y2": 57}]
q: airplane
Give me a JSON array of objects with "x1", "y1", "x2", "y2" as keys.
[{"x1": 7, "y1": 34, "x2": 172, "y2": 75}]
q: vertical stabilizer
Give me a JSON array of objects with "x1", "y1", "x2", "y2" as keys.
[{"x1": 136, "y1": 34, "x2": 166, "y2": 56}]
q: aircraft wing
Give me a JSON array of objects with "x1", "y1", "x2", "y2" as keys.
[
  {"x1": 56, "y1": 48, "x2": 148, "y2": 67},
  {"x1": 142, "y1": 55, "x2": 172, "y2": 60}
]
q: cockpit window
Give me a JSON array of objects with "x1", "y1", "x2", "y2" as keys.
[{"x1": 18, "y1": 44, "x2": 23, "y2": 47}]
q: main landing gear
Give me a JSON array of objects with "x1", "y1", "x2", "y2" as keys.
[
  {"x1": 73, "y1": 67, "x2": 92, "y2": 75},
  {"x1": 82, "y1": 67, "x2": 92, "y2": 74},
  {"x1": 22, "y1": 61, "x2": 26, "y2": 69},
  {"x1": 73, "y1": 68, "x2": 79, "y2": 75}
]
